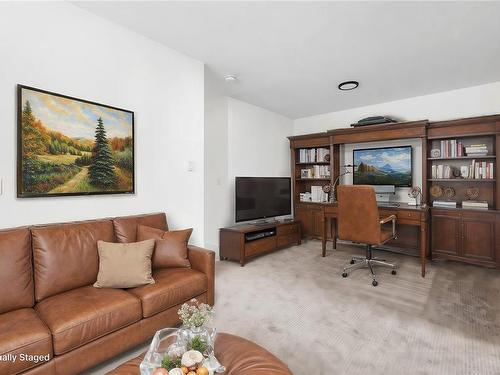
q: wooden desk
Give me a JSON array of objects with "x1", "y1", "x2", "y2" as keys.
[{"x1": 321, "y1": 203, "x2": 430, "y2": 277}]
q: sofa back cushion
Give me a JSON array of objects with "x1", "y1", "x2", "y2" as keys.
[
  {"x1": 32, "y1": 219, "x2": 115, "y2": 301},
  {"x1": 113, "y1": 213, "x2": 168, "y2": 243},
  {"x1": 0, "y1": 227, "x2": 34, "y2": 313}
]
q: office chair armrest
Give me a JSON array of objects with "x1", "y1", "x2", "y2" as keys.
[
  {"x1": 380, "y1": 214, "x2": 397, "y2": 237},
  {"x1": 379, "y1": 214, "x2": 396, "y2": 224}
]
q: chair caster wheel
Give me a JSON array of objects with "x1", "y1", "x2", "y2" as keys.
[
  {"x1": 342, "y1": 272, "x2": 348, "y2": 278},
  {"x1": 350, "y1": 259, "x2": 355, "y2": 264},
  {"x1": 372, "y1": 280, "x2": 378, "y2": 287},
  {"x1": 391, "y1": 270, "x2": 397, "y2": 275}
]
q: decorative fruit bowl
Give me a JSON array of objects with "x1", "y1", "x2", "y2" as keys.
[{"x1": 140, "y1": 328, "x2": 224, "y2": 375}]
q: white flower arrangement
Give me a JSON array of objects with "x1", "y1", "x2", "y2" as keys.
[{"x1": 178, "y1": 298, "x2": 213, "y2": 328}]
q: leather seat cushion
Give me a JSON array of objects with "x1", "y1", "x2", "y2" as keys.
[
  {"x1": 0, "y1": 308, "x2": 53, "y2": 375},
  {"x1": 35, "y1": 286, "x2": 142, "y2": 355},
  {"x1": 105, "y1": 333, "x2": 291, "y2": 375},
  {"x1": 128, "y1": 268, "x2": 207, "y2": 318}
]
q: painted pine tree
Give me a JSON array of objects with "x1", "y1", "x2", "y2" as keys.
[
  {"x1": 22, "y1": 101, "x2": 46, "y2": 158},
  {"x1": 89, "y1": 117, "x2": 117, "y2": 187}
]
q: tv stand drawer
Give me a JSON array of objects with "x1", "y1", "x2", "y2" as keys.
[
  {"x1": 277, "y1": 233, "x2": 299, "y2": 247},
  {"x1": 277, "y1": 223, "x2": 300, "y2": 236},
  {"x1": 245, "y1": 237, "x2": 277, "y2": 257}
]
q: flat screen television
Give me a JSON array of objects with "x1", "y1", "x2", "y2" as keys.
[
  {"x1": 353, "y1": 146, "x2": 412, "y2": 187},
  {"x1": 235, "y1": 177, "x2": 291, "y2": 222}
]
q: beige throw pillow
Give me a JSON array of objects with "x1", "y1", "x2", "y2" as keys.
[{"x1": 94, "y1": 239, "x2": 155, "y2": 288}]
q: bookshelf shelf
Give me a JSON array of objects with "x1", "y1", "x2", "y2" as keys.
[
  {"x1": 428, "y1": 155, "x2": 496, "y2": 161},
  {"x1": 427, "y1": 178, "x2": 495, "y2": 182},
  {"x1": 296, "y1": 162, "x2": 330, "y2": 165},
  {"x1": 297, "y1": 178, "x2": 331, "y2": 181}
]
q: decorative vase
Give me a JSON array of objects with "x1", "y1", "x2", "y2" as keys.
[
  {"x1": 179, "y1": 326, "x2": 214, "y2": 357},
  {"x1": 178, "y1": 326, "x2": 225, "y2": 374},
  {"x1": 140, "y1": 328, "x2": 185, "y2": 375}
]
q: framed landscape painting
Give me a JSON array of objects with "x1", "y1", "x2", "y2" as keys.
[{"x1": 17, "y1": 85, "x2": 134, "y2": 197}]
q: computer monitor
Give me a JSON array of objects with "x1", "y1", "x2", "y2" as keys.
[{"x1": 353, "y1": 146, "x2": 412, "y2": 187}]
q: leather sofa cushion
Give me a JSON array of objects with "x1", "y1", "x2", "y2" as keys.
[
  {"x1": 113, "y1": 213, "x2": 168, "y2": 243},
  {"x1": 31, "y1": 219, "x2": 115, "y2": 301},
  {"x1": 0, "y1": 308, "x2": 53, "y2": 375},
  {"x1": 35, "y1": 286, "x2": 142, "y2": 355},
  {"x1": 128, "y1": 268, "x2": 207, "y2": 318},
  {"x1": 0, "y1": 227, "x2": 34, "y2": 314}
]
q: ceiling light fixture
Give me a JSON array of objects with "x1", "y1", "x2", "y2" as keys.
[
  {"x1": 338, "y1": 81, "x2": 359, "y2": 91},
  {"x1": 224, "y1": 74, "x2": 238, "y2": 83}
]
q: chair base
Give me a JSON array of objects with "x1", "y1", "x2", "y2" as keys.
[{"x1": 342, "y1": 246, "x2": 397, "y2": 286}]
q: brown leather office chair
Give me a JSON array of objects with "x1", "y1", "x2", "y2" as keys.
[{"x1": 337, "y1": 185, "x2": 398, "y2": 286}]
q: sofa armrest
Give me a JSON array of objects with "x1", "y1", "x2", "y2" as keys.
[{"x1": 188, "y1": 245, "x2": 215, "y2": 306}]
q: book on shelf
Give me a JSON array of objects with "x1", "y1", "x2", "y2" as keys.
[
  {"x1": 300, "y1": 165, "x2": 330, "y2": 179},
  {"x1": 465, "y1": 144, "x2": 488, "y2": 156},
  {"x1": 440, "y1": 139, "x2": 463, "y2": 158},
  {"x1": 431, "y1": 160, "x2": 494, "y2": 179},
  {"x1": 462, "y1": 200, "x2": 489, "y2": 209},
  {"x1": 433, "y1": 200, "x2": 457, "y2": 208},
  {"x1": 298, "y1": 148, "x2": 329, "y2": 163},
  {"x1": 311, "y1": 186, "x2": 328, "y2": 203},
  {"x1": 299, "y1": 187, "x2": 328, "y2": 203}
]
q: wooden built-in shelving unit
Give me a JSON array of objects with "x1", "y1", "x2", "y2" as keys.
[{"x1": 289, "y1": 115, "x2": 500, "y2": 269}]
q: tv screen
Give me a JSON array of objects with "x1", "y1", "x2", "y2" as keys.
[
  {"x1": 235, "y1": 177, "x2": 291, "y2": 222},
  {"x1": 353, "y1": 146, "x2": 412, "y2": 187}
]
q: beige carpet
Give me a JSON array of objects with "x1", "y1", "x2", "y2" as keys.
[
  {"x1": 86, "y1": 240, "x2": 500, "y2": 374},
  {"x1": 214, "y1": 240, "x2": 500, "y2": 375}
]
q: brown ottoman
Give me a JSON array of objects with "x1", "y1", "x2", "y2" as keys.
[{"x1": 106, "y1": 333, "x2": 292, "y2": 375}]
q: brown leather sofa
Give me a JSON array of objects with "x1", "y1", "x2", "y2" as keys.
[{"x1": 0, "y1": 213, "x2": 215, "y2": 375}]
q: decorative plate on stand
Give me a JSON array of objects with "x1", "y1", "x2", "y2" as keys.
[
  {"x1": 430, "y1": 149, "x2": 441, "y2": 158},
  {"x1": 430, "y1": 185, "x2": 443, "y2": 198},
  {"x1": 444, "y1": 187, "x2": 455, "y2": 199}
]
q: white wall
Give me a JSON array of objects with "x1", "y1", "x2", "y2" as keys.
[
  {"x1": 204, "y1": 68, "x2": 229, "y2": 251},
  {"x1": 294, "y1": 81, "x2": 500, "y2": 203},
  {"x1": 203, "y1": 94, "x2": 293, "y2": 252},
  {"x1": 227, "y1": 98, "x2": 294, "y2": 226},
  {"x1": 294, "y1": 80, "x2": 500, "y2": 135},
  {"x1": 0, "y1": 3, "x2": 205, "y2": 244}
]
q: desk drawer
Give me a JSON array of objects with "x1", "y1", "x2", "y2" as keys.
[
  {"x1": 277, "y1": 233, "x2": 298, "y2": 247},
  {"x1": 245, "y1": 237, "x2": 276, "y2": 257},
  {"x1": 396, "y1": 210, "x2": 421, "y2": 221},
  {"x1": 277, "y1": 224, "x2": 300, "y2": 235}
]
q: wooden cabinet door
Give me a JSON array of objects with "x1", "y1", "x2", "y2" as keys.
[
  {"x1": 431, "y1": 211, "x2": 461, "y2": 256},
  {"x1": 311, "y1": 207, "x2": 324, "y2": 238},
  {"x1": 294, "y1": 204, "x2": 325, "y2": 238},
  {"x1": 461, "y1": 213, "x2": 495, "y2": 262},
  {"x1": 294, "y1": 206, "x2": 313, "y2": 237}
]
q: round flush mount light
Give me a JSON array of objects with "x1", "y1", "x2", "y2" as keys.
[
  {"x1": 338, "y1": 81, "x2": 359, "y2": 91},
  {"x1": 224, "y1": 74, "x2": 238, "y2": 83}
]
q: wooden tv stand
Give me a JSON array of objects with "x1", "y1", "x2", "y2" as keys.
[{"x1": 219, "y1": 220, "x2": 301, "y2": 266}]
